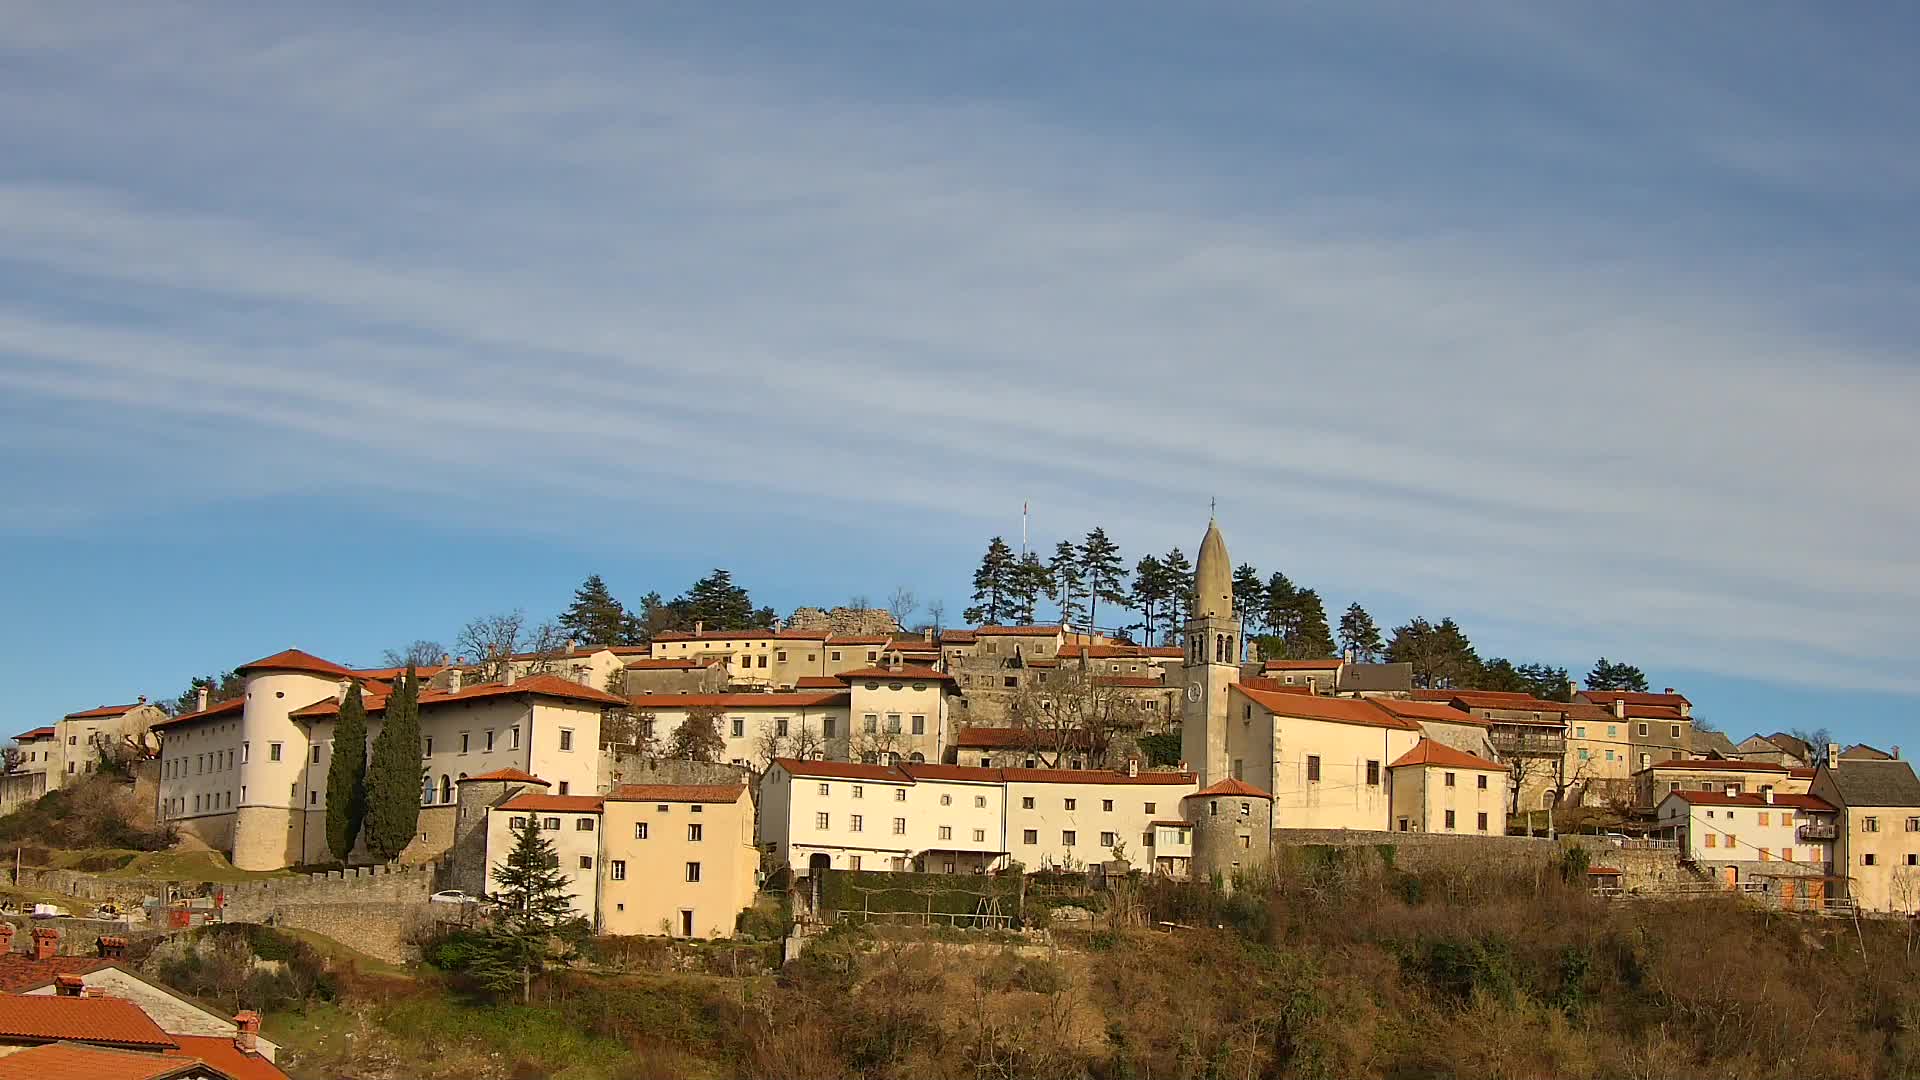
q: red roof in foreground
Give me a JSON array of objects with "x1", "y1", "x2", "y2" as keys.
[
  {"x1": 150, "y1": 696, "x2": 246, "y2": 731},
  {"x1": 235, "y1": 649, "x2": 352, "y2": 678},
  {"x1": 0, "y1": 953, "x2": 116, "y2": 992},
  {"x1": 1192, "y1": 778, "x2": 1273, "y2": 799},
  {"x1": 1389, "y1": 738, "x2": 1505, "y2": 771},
  {"x1": 62, "y1": 703, "x2": 148, "y2": 720},
  {"x1": 0, "y1": 994, "x2": 177, "y2": 1049},
  {"x1": 0, "y1": 1043, "x2": 210, "y2": 1080},
  {"x1": 625, "y1": 692, "x2": 849, "y2": 709},
  {"x1": 168, "y1": 1034, "x2": 291, "y2": 1079},
  {"x1": 774, "y1": 757, "x2": 908, "y2": 782},
  {"x1": 498, "y1": 794, "x2": 604, "y2": 814},
  {"x1": 1578, "y1": 689, "x2": 1692, "y2": 708},
  {"x1": 1369, "y1": 698, "x2": 1490, "y2": 727},
  {"x1": 13, "y1": 726, "x2": 56, "y2": 741},
  {"x1": 458, "y1": 768, "x2": 549, "y2": 786},
  {"x1": 420, "y1": 674, "x2": 626, "y2": 708},
  {"x1": 832, "y1": 665, "x2": 956, "y2": 682},
  {"x1": 794, "y1": 676, "x2": 844, "y2": 689},
  {"x1": 1233, "y1": 685, "x2": 1421, "y2": 731},
  {"x1": 605, "y1": 784, "x2": 747, "y2": 804},
  {"x1": 772, "y1": 757, "x2": 1195, "y2": 787},
  {"x1": 1662, "y1": 790, "x2": 1836, "y2": 811}
]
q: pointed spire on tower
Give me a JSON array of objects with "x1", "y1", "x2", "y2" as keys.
[{"x1": 1193, "y1": 516, "x2": 1233, "y2": 620}]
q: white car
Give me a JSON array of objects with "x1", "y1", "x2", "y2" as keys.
[{"x1": 429, "y1": 890, "x2": 478, "y2": 905}]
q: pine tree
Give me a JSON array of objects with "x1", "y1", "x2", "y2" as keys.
[
  {"x1": 1286, "y1": 589, "x2": 1337, "y2": 659},
  {"x1": 557, "y1": 574, "x2": 632, "y2": 645},
  {"x1": 364, "y1": 665, "x2": 423, "y2": 862},
  {"x1": 1338, "y1": 603, "x2": 1384, "y2": 662},
  {"x1": 1387, "y1": 617, "x2": 1483, "y2": 689},
  {"x1": 1007, "y1": 553, "x2": 1051, "y2": 625},
  {"x1": 1129, "y1": 555, "x2": 1169, "y2": 644},
  {"x1": 1516, "y1": 662, "x2": 1572, "y2": 701},
  {"x1": 1231, "y1": 564, "x2": 1264, "y2": 630},
  {"x1": 472, "y1": 814, "x2": 579, "y2": 1002},
  {"x1": 673, "y1": 570, "x2": 767, "y2": 630},
  {"x1": 1078, "y1": 528, "x2": 1127, "y2": 630},
  {"x1": 964, "y1": 537, "x2": 1018, "y2": 625},
  {"x1": 1159, "y1": 547, "x2": 1193, "y2": 642},
  {"x1": 1586, "y1": 657, "x2": 1649, "y2": 692},
  {"x1": 1262, "y1": 572, "x2": 1300, "y2": 641},
  {"x1": 1478, "y1": 657, "x2": 1531, "y2": 695},
  {"x1": 1048, "y1": 541, "x2": 1086, "y2": 627},
  {"x1": 323, "y1": 681, "x2": 370, "y2": 863}
]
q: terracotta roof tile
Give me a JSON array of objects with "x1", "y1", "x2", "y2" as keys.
[
  {"x1": 625, "y1": 692, "x2": 850, "y2": 709},
  {"x1": 1002, "y1": 767, "x2": 1195, "y2": 786},
  {"x1": 938, "y1": 630, "x2": 978, "y2": 644},
  {"x1": 1192, "y1": 778, "x2": 1273, "y2": 799},
  {"x1": 1369, "y1": 698, "x2": 1491, "y2": 727},
  {"x1": 1233, "y1": 685, "x2": 1421, "y2": 731},
  {"x1": 348, "y1": 665, "x2": 447, "y2": 681},
  {"x1": 899, "y1": 763, "x2": 1006, "y2": 783},
  {"x1": 458, "y1": 769, "x2": 549, "y2": 786},
  {"x1": 234, "y1": 649, "x2": 351, "y2": 678},
  {"x1": 793, "y1": 676, "x2": 843, "y2": 689},
  {"x1": 1388, "y1": 739, "x2": 1505, "y2": 771},
  {"x1": 1663, "y1": 790, "x2": 1836, "y2": 811},
  {"x1": 1237, "y1": 677, "x2": 1314, "y2": 694},
  {"x1": 0, "y1": 954, "x2": 116, "y2": 993},
  {"x1": 61, "y1": 703, "x2": 149, "y2": 721},
  {"x1": 951, "y1": 726, "x2": 1086, "y2": 750},
  {"x1": 832, "y1": 666, "x2": 955, "y2": 682},
  {"x1": 1578, "y1": 689, "x2": 1692, "y2": 708},
  {"x1": 13, "y1": 726, "x2": 56, "y2": 741},
  {"x1": 0, "y1": 1043, "x2": 209, "y2": 1080},
  {"x1": 150, "y1": 697, "x2": 246, "y2": 731},
  {"x1": 167, "y1": 1034, "x2": 291, "y2": 1079},
  {"x1": 1644, "y1": 758, "x2": 1791, "y2": 773},
  {"x1": 0, "y1": 994, "x2": 177, "y2": 1049},
  {"x1": 825, "y1": 635, "x2": 894, "y2": 646},
  {"x1": 420, "y1": 675, "x2": 626, "y2": 708},
  {"x1": 605, "y1": 784, "x2": 747, "y2": 804},
  {"x1": 649, "y1": 629, "x2": 828, "y2": 642},
  {"x1": 497, "y1": 794, "x2": 604, "y2": 813},
  {"x1": 772, "y1": 757, "x2": 909, "y2": 782}
]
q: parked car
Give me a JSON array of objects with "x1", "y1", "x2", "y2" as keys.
[
  {"x1": 429, "y1": 890, "x2": 479, "y2": 905},
  {"x1": 29, "y1": 903, "x2": 67, "y2": 919}
]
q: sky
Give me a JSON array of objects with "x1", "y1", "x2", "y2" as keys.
[{"x1": 2, "y1": 3, "x2": 1916, "y2": 749}]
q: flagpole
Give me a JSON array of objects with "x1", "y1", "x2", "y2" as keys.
[{"x1": 1021, "y1": 500, "x2": 1029, "y2": 557}]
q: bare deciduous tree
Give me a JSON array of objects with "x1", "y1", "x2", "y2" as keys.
[
  {"x1": 383, "y1": 639, "x2": 446, "y2": 668},
  {"x1": 665, "y1": 705, "x2": 727, "y2": 762},
  {"x1": 1007, "y1": 661, "x2": 1133, "y2": 769},
  {"x1": 455, "y1": 611, "x2": 567, "y2": 682},
  {"x1": 887, "y1": 587, "x2": 917, "y2": 631}
]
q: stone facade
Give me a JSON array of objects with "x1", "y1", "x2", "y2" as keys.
[
  {"x1": 786, "y1": 607, "x2": 902, "y2": 636},
  {"x1": 1185, "y1": 787, "x2": 1273, "y2": 884}
]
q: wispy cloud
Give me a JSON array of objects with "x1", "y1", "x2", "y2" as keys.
[{"x1": 1, "y1": 4, "x2": 1916, "y2": 694}]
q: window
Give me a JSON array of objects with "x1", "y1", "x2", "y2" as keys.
[
  {"x1": 460, "y1": 732, "x2": 470, "y2": 754},
  {"x1": 1444, "y1": 772, "x2": 1456, "y2": 787},
  {"x1": 1758, "y1": 812, "x2": 1771, "y2": 827},
  {"x1": 544, "y1": 817, "x2": 560, "y2": 830},
  {"x1": 1576, "y1": 726, "x2": 1586, "y2": 739},
  {"x1": 311, "y1": 745, "x2": 321, "y2": 764},
  {"x1": 1023, "y1": 829, "x2": 1038, "y2": 844},
  {"x1": 776, "y1": 717, "x2": 789, "y2": 736},
  {"x1": 1444, "y1": 810, "x2": 1456, "y2": 830},
  {"x1": 1477, "y1": 775, "x2": 1488, "y2": 790},
  {"x1": 757, "y1": 655, "x2": 767, "y2": 668},
  {"x1": 831, "y1": 651, "x2": 842, "y2": 661},
  {"x1": 610, "y1": 860, "x2": 626, "y2": 880},
  {"x1": 1705, "y1": 834, "x2": 1717, "y2": 849},
  {"x1": 1101, "y1": 831, "x2": 1117, "y2": 847},
  {"x1": 940, "y1": 794, "x2": 952, "y2": 806},
  {"x1": 864, "y1": 714, "x2": 878, "y2": 734},
  {"x1": 559, "y1": 729, "x2": 574, "y2": 752},
  {"x1": 685, "y1": 862, "x2": 702, "y2": 883},
  {"x1": 1671, "y1": 724, "x2": 1681, "y2": 739},
  {"x1": 1863, "y1": 853, "x2": 1877, "y2": 866},
  {"x1": 1760, "y1": 848, "x2": 1772, "y2": 861},
  {"x1": 849, "y1": 856, "x2": 862, "y2": 871},
  {"x1": 1065, "y1": 798, "x2": 1077, "y2": 810},
  {"x1": 939, "y1": 826, "x2": 952, "y2": 840},
  {"x1": 510, "y1": 727, "x2": 520, "y2": 749},
  {"x1": 512, "y1": 816, "x2": 528, "y2": 829},
  {"x1": 1782, "y1": 848, "x2": 1795, "y2": 862},
  {"x1": 268, "y1": 742, "x2": 282, "y2": 762},
  {"x1": 815, "y1": 812, "x2": 830, "y2": 829},
  {"x1": 894, "y1": 789, "x2": 906, "y2": 802},
  {"x1": 911, "y1": 715, "x2": 925, "y2": 735},
  {"x1": 886, "y1": 714, "x2": 902, "y2": 734},
  {"x1": 579, "y1": 855, "x2": 593, "y2": 870},
  {"x1": 634, "y1": 822, "x2": 649, "y2": 839},
  {"x1": 1004, "y1": 677, "x2": 1018, "y2": 688},
  {"x1": 1063, "y1": 830, "x2": 1076, "y2": 846},
  {"x1": 1636, "y1": 723, "x2": 1648, "y2": 737},
  {"x1": 1907, "y1": 817, "x2": 1920, "y2": 832},
  {"x1": 576, "y1": 817, "x2": 594, "y2": 831},
  {"x1": 973, "y1": 828, "x2": 986, "y2": 842},
  {"x1": 1908, "y1": 854, "x2": 1918, "y2": 866},
  {"x1": 974, "y1": 795, "x2": 986, "y2": 808},
  {"x1": 688, "y1": 823, "x2": 703, "y2": 841},
  {"x1": 1477, "y1": 812, "x2": 1488, "y2": 831},
  {"x1": 1366, "y1": 760, "x2": 1380, "y2": 786},
  {"x1": 1607, "y1": 725, "x2": 1617, "y2": 738},
  {"x1": 558, "y1": 781, "x2": 570, "y2": 795},
  {"x1": 980, "y1": 757, "x2": 991, "y2": 767},
  {"x1": 823, "y1": 717, "x2": 835, "y2": 739},
  {"x1": 485, "y1": 729, "x2": 495, "y2": 751},
  {"x1": 893, "y1": 817, "x2": 906, "y2": 835},
  {"x1": 731, "y1": 718, "x2": 745, "y2": 738},
  {"x1": 1102, "y1": 799, "x2": 1114, "y2": 812},
  {"x1": 1145, "y1": 801, "x2": 1158, "y2": 815},
  {"x1": 1307, "y1": 756, "x2": 1321, "y2": 783},
  {"x1": 1865, "y1": 816, "x2": 1880, "y2": 832},
  {"x1": 1022, "y1": 796, "x2": 1035, "y2": 809},
  {"x1": 849, "y1": 815, "x2": 863, "y2": 832}
]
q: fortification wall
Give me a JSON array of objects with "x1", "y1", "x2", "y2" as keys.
[
  {"x1": 220, "y1": 862, "x2": 439, "y2": 920},
  {"x1": 1273, "y1": 828, "x2": 1558, "y2": 870},
  {"x1": 599, "y1": 755, "x2": 752, "y2": 792},
  {"x1": 264, "y1": 901, "x2": 439, "y2": 964}
]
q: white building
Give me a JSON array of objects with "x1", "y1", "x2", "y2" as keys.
[{"x1": 1654, "y1": 789, "x2": 1838, "y2": 874}]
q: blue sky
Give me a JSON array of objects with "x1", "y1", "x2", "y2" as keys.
[{"x1": 2, "y1": 3, "x2": 1916, "y2": 749}]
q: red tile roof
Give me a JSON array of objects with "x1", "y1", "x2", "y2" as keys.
[
  {"x1": 1001, "y1": 766, "x2": 1195, "y2": 786},
  {"x1": 234, "y1": 649, "x2": 351, "y2": 678},
  {"x1": 0, "y1": 1043, "x2": 210, "y2": 1080},
  {"x1": 649, "y1": 629, "x2": 828, "y2": 642},
  {"x1": 1237, "y1": 677, "x2": 1314, "y2": 694},
  {"x1": 952, "y1": 726, "x2": 1039, "y2": 749},
  {"x1": 1058, "y1": 644, "x2": 1183, "y2": 660},
  {"x1": 605, "y1": 784, "x2": 747, "y2": 804},
  {"x1": 832, "y1": 666, "x2": 956, "y2": 682},
  {"x1": 938, "y1": 631, "x2": 978, "y2": 644},
  {"x1": 899, "y1": 763, "x2": 1007, "y2": 783},
  {"x1": 826, "y1": 635, "x2": 894, "y2": 646},
  {"x1": 1645, "y1": 758, "x2": 1791, "y2": 773},
  {"x1": 349, "y1": 665, "x2": 447, "y2": 681},
  {"x1": 498, "y1": 794, "x2": 604, "y2": 814},
  {"x1": 1262, "y1": 659, "x2": 1343, "y2": 671},
  {"x1": 0, "y1": 954, "x2": 116, "y2": 992},
  {"x1": 1150, "y1": 819, "x2": 1193, "y2": 828},
  {"x1": 1192, "y1": 778, "x2": 1273, "y2": 799},
  {"x1": 1416, "y1": 689, "x2": 1569, "y2": 713},
  {"x1": 1621, "y1": 705, "x2": 1686, "y2": 721},
  {"x1": 458, "y1": 769, "x2": 549, "y2": 786},
  {"x1": 773, "y1": 757, "x2": 909, "y2": 782},
  {"x1": 1388, "y1": 739, "x2": 1505, "y2": 771},
  {"x1": 625, "y1": 692, "x2": 850, "y2": 709},
  {"x1": 420, "y1": 675, "x2": 626, "y2": 708},
  {"x1": 623, "y1": 658, "x2": 720, "y2": 670},
  {"x1": 1234, "y1": 685, "x2": 1421, "y2": 731},
  {"x1": 61, "y1": 703, "x2": 149, "y2": 721},
  {"x1": 1788, "y1": 767, "x2": 1817, "y2": 779},
  {"x1": 167, "y1": 1034, "x2": 291, "y2": 1080},
  {"x1": 0, "y1": 994, "x2": 177, "y2": 1049},
  {"x1": 1663, "y1": 790, "x2": 1835, "y2": 811},
  {"x1": 1369, "y1": 698, "x2": 1490, "y2": 727},
  {"x1": 13, "y1": 726, "x2": 56, "y2": 741},
  {"x1": 793, "y1": 676, "x2": 843, "y2": 689},
  {"x1": 1578, "y1": 689, "x2": 1692, "y2": 708},
  {"x1": 150, "y1": 697, "x2": 246, "y2": 731},
  {"x1": 772, "y1": 756, "x2": 1193, "y2": 787}
]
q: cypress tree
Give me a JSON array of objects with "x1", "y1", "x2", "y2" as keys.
[
  {"x1": 365, "y1": 664, "x2": 423, "y2": 862},
  {"x1": 323, "y1": 681, "x2": 370, "y2": 863}
]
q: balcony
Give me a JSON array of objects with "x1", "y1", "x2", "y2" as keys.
[
  {"x1": 1796, "y1": 822, "x2": 1836, "y2": 841},
  {"x1": 1488, "y1": 729, "x2": 1566, "y2": 758}
]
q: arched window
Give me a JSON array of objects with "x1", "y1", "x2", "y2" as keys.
[
  {"x1": 421, "y1": 775, "x2": 434, "y2": 805},
  {"x1": 862, "y1": 751, "x2": 878, "y2": 764},
  {"x1": 439, "y1": 775, "x2": 452, "y2": 803},
  {"x1": 909, "y1": 752, "x2": 926, "y2": 763},
  {"x1": 886, "y1": 752, "x2": 901, "y2": 765},
  {"x1": 1215, "y1": 634, "x2": 1226, "y2": 663}
]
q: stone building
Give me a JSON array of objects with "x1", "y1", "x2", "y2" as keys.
[{"x1": 1182, "y1": 779, "x2": 1273, "y2": 884}]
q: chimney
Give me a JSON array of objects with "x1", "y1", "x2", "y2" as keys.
[
  {"x1": 53, "y1": 974, "x2": 84, "y2": 997},
  {"x1": 1827, "y1": 743, "x2": 1841, "y2": 769},
  {"x1": 694, "y1": 621, "x2": 704, "y2": 636},
  {"x1": 196, "y1": 686, "x2": 210, "y2": 713},
  {"x1": 1127, "y1": 758, "x2": 1139, "y2": 778},
  {"x1": 0, "y1": 923, "x2": 13, "y2": 951},
  {"x1": 924, "y1": 628, "x2": 934, "y2": 643},
  {"x1": 96, "y1": 935, "x2": 127, "y2": 960},
  {"x1": 1763, "y1": 787, "x2": 1774, "y2": 804},
  {"x1": 504, "y1": 663, "x2": 516, "y2": 687},
  {"x1": 137, "y1": 695, "x2": 147, "y2": 705},
  {"x1": 448, "y1": 667, "x2": 463, "y2": 694},
  {"x1": 234, "y1": 1010, "x2": 261, "y2": 1053},
  {"x1": 32, "y1": 927, "x2": 58, "y2": 961},
  {"x1": 1894, "y1": 745, "x2": 1902, "y2": 760},
  {"x1": 441, "y1": 652, "x2": 451, "y2": 666},
  {"x1": 566, "y1": 639, "x2": 577, "y2": 656},
  {"x1": 1613, "y1": 700, "x2": 1626, "y2": 719},
  {"x1": 1663, "y1": 687, "x2": 1675, "y2": 695}
]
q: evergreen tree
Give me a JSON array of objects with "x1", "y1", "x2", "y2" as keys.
[
  {"x1": 323, "y1": 681, "x2": 370, "y2": 863},
  {"x1": 1286, "y1": 589, "x2": 1337, "y2": 659},
  {"x1": 1231, "y1": 564, "x2": 1264, "y2": 631},
  {"x1": 1516, "y1": 662, "x2": 1572, "y2": 701},
  {"x1": 472, "y1": 814, "x2": 581, "y2": 1003},
  {"x1": 1478, "y1": 658, "x2": 1531, "y2": 695},
  {"x1": 364, "y1": 665, "x2": 423, "y2": 862},
  {"x1": 1160, "y1": 547, "x2": 1193, "y2": 642},
  {"x1": 1262, "y1": 572, "x2": 1300, "y2": 641},
  {"x1": 964, "y1": 536, "x2": 1017, "y2": 625},
  {"x1": 557, "y1": 574, "x2": 633, "y2": 645},
  {"x1": 1078, "y1": 528, "x2": 1127, "y2": 630},
  {"x1": 1007, "y1": 553, "x2": 1051, "y2": 625},
  {"x1": 665, "y1": 706, "x2": 727, "y2": 762},
  {"x1": 672, "y1": 570, "x2": 769, "y2": 631},
  {"x1": 167, "y1": 671, "x2": 245, "y2": 716},
  {"x1": 1386, "y1": 617, "x2": 1483, "y2": 689},
  {"x1": 1048, "y1": 541, "x2": 1086, "y2": 627},
  {"x1": 1129, "y1": 554, "x2": 1171, "y2": 644},
  {"x1": 1586, "y1": 657, "x2": 1650, "y2": 692},
  {"x1": 1338, "y1": 603, "x2": 1385, "y2": 662}
]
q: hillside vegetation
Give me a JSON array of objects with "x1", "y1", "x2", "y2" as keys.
[{"x1": 248, "y1": 847, "x2": 1920, "y2": 1080}]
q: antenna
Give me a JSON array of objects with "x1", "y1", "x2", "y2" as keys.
[{"x1": 1021, "y1": 500, "x2": 1029, "y2": 557}]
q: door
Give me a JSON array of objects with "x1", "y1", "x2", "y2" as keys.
[
  {"x1": 1779, "y1": 879, "x2": 1796, "y2": 909},
  {"x1": 1720, "y1": 866, "x2": 1737, "y2": 890},
  {"x1": 679, "y1": 909, "x2": 694, "y2": 937}
]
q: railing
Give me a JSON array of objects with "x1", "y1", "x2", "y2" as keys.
[
  {"x1": 1796, "y1": 823, "x2": 1836, "y2": 841},
  {"x1": 1488, "y1": 732, "x2": 1566, "y2": 757}
]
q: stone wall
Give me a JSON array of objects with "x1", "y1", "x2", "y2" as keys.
[
  {"x1": 600, "y1": 755, "x2": 752, "y2": 792},
  {"x1": 11, "y1": 867, "x2": 173, "y2": 907},
  {"x1": 1272, "y1": 828, "x2": 1558, "y2": 872},
  {"x1": 0, "y1": 917, "x2": 134, "y2": 956},
  {"x1": 264, "y1": 901, "x2": 439, "y2": 964},
  {"x1": 220, "y1": 862, "x2": 440, "y2": 921},
  {"x1": 786, "y1": 607, "x2": 901, "y2": 635}
]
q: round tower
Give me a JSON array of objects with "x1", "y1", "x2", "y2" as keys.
[
  {"x1": 230, "y1": 649, "x2": 352, "y2": 871},
  {"x1": 1180, "y1": 516, "x2": 1242, "y2": 787},
  {"x1": 1183, "y1": 779, "x2": 1274, "y2": 888}
]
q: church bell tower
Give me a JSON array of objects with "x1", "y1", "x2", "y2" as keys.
[{"x1": 1180, "y1": 515, "x2": 1241, "y2": 787}]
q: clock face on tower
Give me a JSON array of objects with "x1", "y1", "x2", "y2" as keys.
[{"x1": 1186, "y1": 682, "x2": 1202, "y2": 703}]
